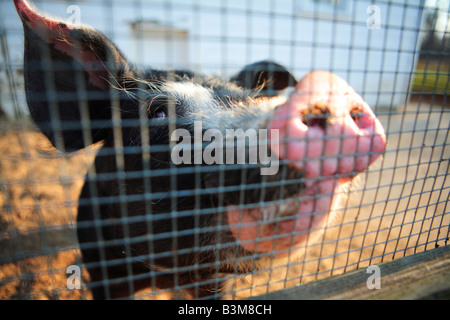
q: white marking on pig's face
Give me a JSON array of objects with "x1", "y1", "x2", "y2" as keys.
[
  {"x1": 162, "y1": 81, "x2": 219, "y2": 117},
  {"x1": 161, "y1": 80, "x2": 288, "y2": 133}
]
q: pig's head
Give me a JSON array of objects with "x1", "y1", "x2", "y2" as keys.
[{"x1": 15, "y1": 0, "x2": 386, "y2": 298}]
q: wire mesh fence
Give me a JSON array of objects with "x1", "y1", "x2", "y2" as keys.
[{"x1": 0, "y1": 0, "x2": 449, "y2": 300}]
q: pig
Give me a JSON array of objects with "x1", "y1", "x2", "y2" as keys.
[{"x1": 14, "y1": 0, "x2": 386, "y2": 299}]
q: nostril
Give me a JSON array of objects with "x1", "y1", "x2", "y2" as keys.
[
  {"x1": 350, "y1": 103, "x2": 364, "y2": 127},
  {"x1": 299, "y1": 102, "x2": 330, "y2": 130}
]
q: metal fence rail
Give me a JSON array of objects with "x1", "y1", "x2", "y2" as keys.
[{"x1": 0, "y1": 0, "x2": 449, "y2": 300}]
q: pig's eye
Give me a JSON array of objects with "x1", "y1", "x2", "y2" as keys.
[
  {"x1": 154, "y1": 110, "x2": 167, "y2": 119},
  {"x1": 150, "y1": 107, "x2": 168, "y2": 119}
]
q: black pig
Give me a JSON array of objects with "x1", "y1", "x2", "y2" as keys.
[{"x1": 14, "y1": 0, "x2": 386, "y2": 299}]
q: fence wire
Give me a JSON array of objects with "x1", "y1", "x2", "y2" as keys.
[{"x1": 0, "y1": 0, "x2": 449, "y2": 300}]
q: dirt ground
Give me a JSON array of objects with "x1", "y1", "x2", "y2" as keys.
[
  {"x1": 0, "y1": 121, "x2": 96, "y2": 299},
  {"x1": 0, "y1": 100, "x2": 449, "y2": 300}
]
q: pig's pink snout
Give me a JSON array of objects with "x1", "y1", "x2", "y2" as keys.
[{"x1": 268, "y1": 71, "x2": 386, "y2": 180}]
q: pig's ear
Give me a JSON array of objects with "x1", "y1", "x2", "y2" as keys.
[
  {"x1": 231, "y1": 60, "x2": 297, "y2": 96},
  {"x1": 15, "y1": 0, "x2": 137, "y2": 151}
]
